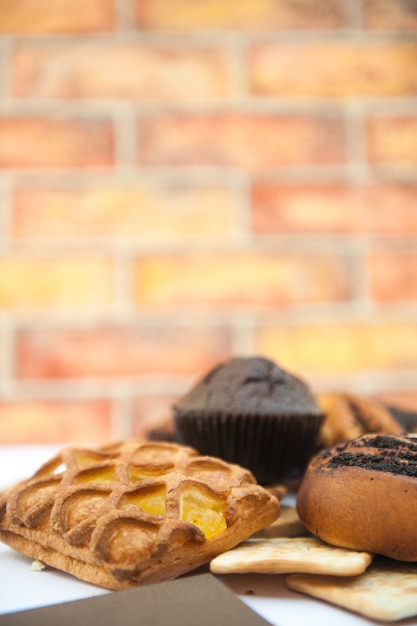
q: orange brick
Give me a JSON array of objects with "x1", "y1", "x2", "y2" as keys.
[
  {"x1": 250, "y1": 41, "x2": 417, "y2": 97},
  {"x1": 251, "y1": 183, "x2": 417, "y2": 234},
  {"x1": 256, "y1": 322, "x2": 417, "y2": 373},
  {"x1": 12, "y1": 184, "x2": 234, "y2": 240},
  {"x1": 0, "y1": 400, "x2": 112, "y2": 444},
  {"x1": 0, "y1": 257, "x2": 113, "y2": 311},
  {"x1": 369, "y1": 251, "x2": 417, "y2": 302},
  {"x1": 367, "y1": 117, "x2": 417, "y2": 165},
  {"x1": 134, "y1": 253, "x2": 352, "y2": 308},
  {"x1": 364, "y1": 0, "x2": 417, "y2": 31},
  {"x1": 139, "y1": 114, "x2": 345, "y2": 168},
  {"x1": 0, "y1": 0, "x2": 114, "y2": 33},
  {"x1": 0, "y1": 118, "x2": 114, "y2": 168},
  {"x1": 16, "y1": 326, "x2": 231, "y2": 378},
  {"x1": 132, "y1": 394, "x2": 178, "y2": 439},
  {"x1": 11, "y1": 44, "x2": 231, "y2": 102},
  {"x1": 137, "y1": 0, "x2": 345, "y2": 30}
]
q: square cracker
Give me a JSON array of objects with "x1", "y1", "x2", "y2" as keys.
[
  {"x1": 210, "y1": 535, "x2": 372, "y2": 576},
  {"x1": 252, "y1": 505, "x2": 307, "y2": 539},
  {"x1": 287, "y1": 559, "x2": 417, "y2": 622}
]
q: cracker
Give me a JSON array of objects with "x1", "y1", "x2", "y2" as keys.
[
  {"x1": 253, "y1": 505, "x2": 307, "y2": 539},
  {"x1": 210, "y1": 535, "x2": 372, "y2": 576},
  {"x1": 287, "y1": 559, "x2": 417, "y2": 622}
]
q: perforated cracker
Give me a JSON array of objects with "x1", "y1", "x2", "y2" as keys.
[
  {"x1": 287, "y1": 559, "x2": 417, "y2": 622},
  {"x1": 210, "y1": 536, "x2": 373, "y2": 575}
]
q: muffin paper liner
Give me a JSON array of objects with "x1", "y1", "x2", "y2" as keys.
[{"x1": 173, "y1": 411, "x2": 323, "y2": 486}]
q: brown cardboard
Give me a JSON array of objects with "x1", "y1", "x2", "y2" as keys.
[{"x1": 0, "y1": 573, "x2": 272, "y2": 626}]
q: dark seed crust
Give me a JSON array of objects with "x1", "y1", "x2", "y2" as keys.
[{"x1": 318, "y1": 434, "x2": 417, "y2": 477}]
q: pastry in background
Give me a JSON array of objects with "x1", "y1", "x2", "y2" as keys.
[
  {"x1": 375, "y1": 398, "x2": 417, "y2": 434},
  {"x1": 173, "y1": 356, "x2": 324, "y2": 486},
  {"x1": 0, "y1": 440, "x2": 279, "y2": 590},
  {"x1": 147, "y1": 417, "x2": 176, "y2": 442},
  {"x1": 316, "y1": 392, "x2": 405, "y2": 449}
]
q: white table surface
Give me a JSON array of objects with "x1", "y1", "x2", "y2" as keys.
[{"x1": 1, "y1": 445, "x2": 417, "y2": 626}]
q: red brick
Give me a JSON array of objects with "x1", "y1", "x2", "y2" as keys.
[
  {"x1": 16, "y1": 326, "x2": 231, "y2": 379},
  {"x1": 0, "y1": 257, "x2": 113, "y2": 311},
  {"x1": 251, "y1": 183, "x2": 417, "y2": 234},
  {"x1": 132, "y1": 394, "x2": 178, "y2": 439},
  {"x1": 12, "y1": 184, "x2": 234, "y2": 240},
  {"x1": 0, "y1": 118, "x2": 114, "y2": 169},
  {"x1": 0, "y1": 0, "x2": 114, "y2": 33},
  {"x1": 137, "y1": 0, "x2": 346, "y2": 30},
  {"x1": 364, "y1": 0, "x2": 417, "y2": 31},
  {"x1": 134, "y1": 253, "x2": 353, "y2": 308},
  {"x1": 250, "y1": 41, "x2": 417, "y2": 97},
  {"x1": 367, "y1": 117, "x2": 417, "y2": 165},
  {"x1": 369, "y1": 251, "x2": 417, "y2": 302},
  {"x1": 256, "y1": 322, "x2": 417, "y2": 373},
  {"x1": 139, "y1": 114, "x2": 345, "y2": 169},
  {"x1": 11, "y1": 44, "x2": 231, "y2": 102},
  {"x1": 0, "y1": 400, "x2": 112, "y2": 444}
]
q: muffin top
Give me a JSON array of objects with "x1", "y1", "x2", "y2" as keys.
[{"x1": 174, "y1": 357, "x2": 321, "y2": 417}]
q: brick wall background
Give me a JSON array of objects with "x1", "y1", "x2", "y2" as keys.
[{"x1": 1, "y1": 0, "x2": 417, "y2": 444}]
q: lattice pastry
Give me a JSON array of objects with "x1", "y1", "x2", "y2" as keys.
[
  {"x1": 0, "y1": 440, "x2": 279, "y2": 590},
  {"x1": 317, "y1": 392, "x2": 405, "y2": 449}
]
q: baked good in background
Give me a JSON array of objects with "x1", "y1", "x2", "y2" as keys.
[
  {"x1": 316, "y1": 392, "x2": 405, "y2": 448},
  {"x1": 0, "y1": 440, "x2": 279, "y2": 590},
  {"x1": 147, "y1": 418, "x2": 176, "y2": 442},
  {"x1": 296, "y1": 433, "x2": 417, "y2": 561},
  {"x1": 381, "y1": 401, "x2": 417, "y2": 434},
  {"x1": 173, "y1": 356, "x2": 324, "y2": 486}
]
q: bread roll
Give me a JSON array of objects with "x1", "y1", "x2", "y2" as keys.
[{"x1": 296, "y1": 433, "x2": 417, "y2": 561}]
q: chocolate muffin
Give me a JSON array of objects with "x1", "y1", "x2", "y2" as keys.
[{"x1": 173, "y1": 356, "x2": 324, "y2": 486}]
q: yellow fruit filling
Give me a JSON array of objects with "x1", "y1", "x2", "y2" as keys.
[
  {"x1": 128, "y1": 465, "x2": 172, "y2": 483},
  {"x1": 180, "y1": 486, "x2": 227, "y2": 539},
  {"x1": 74, "y1": 467, "x2": 117, "y2": 484},
  {"x1": 74, "y1": 451, "x2": 108, "y2": 468},
  {"x1": 123, "y1": 486, "x2": 167, "y2": 515}
]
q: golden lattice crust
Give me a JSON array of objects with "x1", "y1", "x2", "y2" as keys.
[
  {"x1": 0, "y1": 440, "x2": 279, "y2": 590},
  {"x1": 317, "y1": 392, "x2": 404, "y2": 449}
]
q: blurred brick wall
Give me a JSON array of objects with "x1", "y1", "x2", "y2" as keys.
[{"x1": 1, "y1": 0, "x2": 417, "y2": 443}]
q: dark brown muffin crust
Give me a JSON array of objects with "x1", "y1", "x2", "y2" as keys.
[{"x1": 174, "y1": 357, "x2": 322, "y2": 418}]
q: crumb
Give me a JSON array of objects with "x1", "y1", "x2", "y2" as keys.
[
  {"x1": 244, "y1": 589, "x2": 255, "y2": 595},
  {"x1": 30, "y1": 559, "x2": 46, "y2": 572}
]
